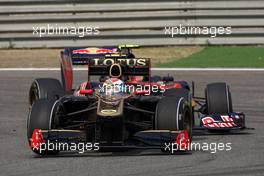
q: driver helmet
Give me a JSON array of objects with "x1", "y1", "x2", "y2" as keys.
[{"x1": 101, "y1": 78, "x2": 125, "y2": 97}]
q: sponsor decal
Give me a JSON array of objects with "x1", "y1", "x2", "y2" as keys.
[
  {"x1": 101, "y1": 109, "x2": 117, "y2": 115},
  {"x1": 90, "y1": 58, "x2": 148, "y2": 66},
  {"x1": 72, "y1": 48, "x2": 118, "y2": 54},
  {"x1": 202, "y1": 116, "x2": 236, "y2": 128}
]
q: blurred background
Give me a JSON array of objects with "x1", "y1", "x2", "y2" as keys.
[{"x1": 0, "y1": 0, "x2": 263, "y2": 67}]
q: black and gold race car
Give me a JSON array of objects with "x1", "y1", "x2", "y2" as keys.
[{"x1": 27, "y1": 46, "x2": 245, "y2": 155}]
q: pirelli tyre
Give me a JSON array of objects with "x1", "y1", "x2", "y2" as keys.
[
  {"x1": 205, "y1": 82, "x2": 233, "y2": 114},
  {"x1": 151, "y1": 75, "x2": 162, "y2": 82},
  {"x1": 27, "y1": 99, "x2": 63, "y2": 155},
  {"x1": 155, "y1": 96, "x2": 192, "y2": 139},
  {"x1": 163, "y1": 88, "x2": 190, "y2": 100},
  {"x1": 29, "y1": 78, "x2": 65, "y2": 106}
]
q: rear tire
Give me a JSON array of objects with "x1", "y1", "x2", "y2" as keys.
[
  {"x1": 29, "y1": 78, "x2": 65, "y2": 106},
  {"x1": 205, "y1": 82, "x2": 233, "y2": 114},
  {"x1": 151, "y1": 75, "x2": 162, "y2": 82}
]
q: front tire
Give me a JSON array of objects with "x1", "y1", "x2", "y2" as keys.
[
  {"x1": 205, "y1": 82, "x2": 233, "y2": 114},
  {"x1": 155, "y1": 96, "x2": 192, "y2": 138},
  {"x1": 27, "y1": 99, "x2": 62, "y2": 155},
  {"x1": 163, "y1": 88, "x2": 189, "y2": 99}
]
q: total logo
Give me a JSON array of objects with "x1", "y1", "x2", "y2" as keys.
[{"x1": 72, "y1": 48, "x2": 118, "y2": 54}]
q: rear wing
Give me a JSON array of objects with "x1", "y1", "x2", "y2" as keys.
[
  {"x1": 70, "y1": 47, "x2": 119, "y2": 64},
  {"x1": 60, "y1": 45, "x2": 148, "y2": 92},
  {"x1": 60, "y1": 47, "x2": 121, "y2": 92},
  {"x1": 88, "y1": 57, "x2": 150, "y2": 77},
  {"x1": 67, "y1": 45, "x2": 139, "y2": 65}
]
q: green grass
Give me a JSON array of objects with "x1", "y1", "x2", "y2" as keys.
[{"x1": 159, "y1": 46, "x2": 264, "y2": 68}]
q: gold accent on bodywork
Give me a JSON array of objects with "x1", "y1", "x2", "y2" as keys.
[
  {"x1": 192, "y1": 100, "x2": 197, "y2": 107},
  {"x1": 101, "y1": 109, "x2": 117, "y2": 115},
  {"x1": 97, "y1": 98, "x2": 124, "y2": 117},
  {"x1": 109, "y1": 63, "x2": 122, "y2": 78}
]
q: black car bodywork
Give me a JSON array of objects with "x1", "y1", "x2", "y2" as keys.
[{"x1": 27, "y1": 46, "x2": 246, "y2": 155}]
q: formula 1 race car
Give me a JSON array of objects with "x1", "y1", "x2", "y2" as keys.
[{"x1": 27, "y1": 45, "x2": 246, "y2": 155}]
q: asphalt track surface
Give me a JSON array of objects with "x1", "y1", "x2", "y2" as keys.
[{"x1": 0, "y1": 70, "x2": 263, "y2": 176}]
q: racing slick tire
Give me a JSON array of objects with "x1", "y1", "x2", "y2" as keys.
[
  {"x1": 151, "y1": 75, "x2": 162, "y2": 82},
  {"x1": 155, "y1": 96, "x2": 192, "y2": 138},
  {"x1": 205, "y1": 82, "x2": 233, "y2": 114},
  {"x1": 29, "y1": 78, "x2": 65, "y2": 106},
  {"x1": 27, "y1": 99, "x2": 62, "y2": 155},
  {"x1": 163, "y1": 88, "x2": 190, "y2": 100}
]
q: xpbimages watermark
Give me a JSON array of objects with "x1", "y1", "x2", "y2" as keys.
[
  {"x1": 32, "y1": 24, "x2": 100, "y2": 37},
  {"x1": 98, "y1": 83, "x2": 165, "y2": 96},
  {"x1": 164, "y1": 24, "x2": 232, "y2": 38},
  {"x1": 164, "y1": 141, "x2": 232, "y2": 154},
  {"x1": 36, "y1": 140, "x2": 100, "y2": 154}
]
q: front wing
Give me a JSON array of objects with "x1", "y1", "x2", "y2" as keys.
[
  {"x1": 200, "y1": 112, "x2": 246, "y2": 130},
  {"x1": 29, "y1": 129, "x2": 191, "y2": 153}
]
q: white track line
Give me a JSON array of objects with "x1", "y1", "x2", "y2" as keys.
[{"x1": 0, "y1": 68, "x2": 264, "y2": 71}]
